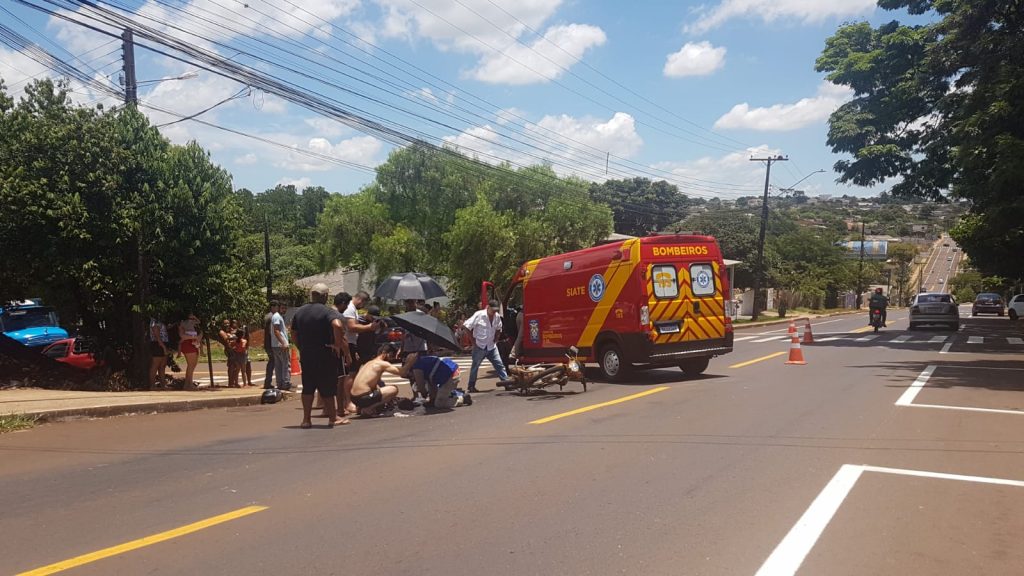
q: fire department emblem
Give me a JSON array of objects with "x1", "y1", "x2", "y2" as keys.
[
  {"x1": 588, "y1": 274, "x2": 606, "y2": 302},
  {"x1": 529, "y1": 319, "x2": 540, "y2": 344},
  {"x1": 696, "y1": 270, "x2": 712, "y2": 289}
]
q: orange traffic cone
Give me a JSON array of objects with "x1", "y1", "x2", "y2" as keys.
[
  {"x1": 802, "y1": 318, "x2": 814, "y2": 344},
  {"x1": 290, "y1": 346, "x2": 302, "y2": 375},
  {"x1": 785, "y1": 333, "x2": 807, "y2": 365},
  {"x1": 788, "y1": 319, "x2": 797, "y2": 335}
]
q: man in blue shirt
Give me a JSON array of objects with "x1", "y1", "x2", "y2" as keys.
[{"x1": 405, "y1": 352, "x2": 463, "y2": 408}]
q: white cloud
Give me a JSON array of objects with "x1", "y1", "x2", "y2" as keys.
[
  {"x1": 282, "y1": 135, "x2": 385, "y2": 171},
  {"x1": 652, "y1": 145, "x2": 783, "y2": 197},
  {"x1": 495, "y1": 107, "x2": 527, "y2": 126},
  {"x1": 470, "y1": 24, "x2": 606, "y2": 85},
  {"x1": 686, "y1": 0, "x2": 876, "y2": 34},
  {"x1": 234, "y1": 153, "x2": 258, "y2": 165},
  {"x1": 713, "y1": 81, "x2": 853, "y2": 131},
  {"x1": 663, "y1": 41, "x2": 727, "y2": 77},
  {"x1": 304, "y1": 117, "x2": 350, "y2": 138},
  {"x1": 374, "y1": 0, "x2": 604, "y2": 85},
  {"x1": 277, "y1": 176, "x2": 313, "y2": 188},
  {"x1": 443, "y1": 111, "x2": 643, "y2": 180}
]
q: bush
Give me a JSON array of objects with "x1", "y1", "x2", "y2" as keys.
[{"x1": 955, "y1": 288, "x2": 976, "y2": 302}]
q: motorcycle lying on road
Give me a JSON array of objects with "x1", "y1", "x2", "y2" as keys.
[
  {"x1": 502, "y1": 346, "x2": 587, "y2": 395},
  {"x1": 869, "y1": 308, "x2": 884, "y2": 333}
]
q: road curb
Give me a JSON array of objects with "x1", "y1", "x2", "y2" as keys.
[{"x1": 23, "y1": 393, "x2": 277, "y2": 423}]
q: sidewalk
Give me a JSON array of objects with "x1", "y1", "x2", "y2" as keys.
[
  {"x1": 0, "y1": 385, "x2": 267, "y2": 422},
  {"x1": 1, "y1": 360, "x2": 502, "y2": 423},
  {"x1": 733, "y1": 307, "x2": 864, "y2": 330}
]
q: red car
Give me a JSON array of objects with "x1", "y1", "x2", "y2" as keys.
[{"x1": 42, "y1": 338, "x2": 102, "y2": 371}]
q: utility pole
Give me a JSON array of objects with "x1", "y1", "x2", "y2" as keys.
[
  {"x1": 749, "y1": 154, "x2": 788, "y2": 321},
  {"x1": 121, "y1": 28, "x2": 137, "y2": 105},
  {"x1": 264, "y1": 210, "x2": 273, "y2": 301},
  {"x1": 857, "y1": 222, "x2": 866, "y2": 308}
]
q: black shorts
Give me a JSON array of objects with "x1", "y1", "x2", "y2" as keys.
[
  {"x1": 352, "y1": 388, "x2": 382, "y2": 408},
  {"x1": 299, "y1": 353, "x2": 338, "y2": 397},
  {"x1": 301, "y1": 371, "x2": 338, "y2": 397},
  {"x1": 149, "y1": 342, "x2": 166, "y2": 358}
]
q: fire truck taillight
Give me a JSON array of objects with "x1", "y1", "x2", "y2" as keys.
[
  {"x1": 640, "y1": 305, "x2": 650, "y2": 326},
  {"x1": 724, "y1": 315, "x2": 733, "y2": 333}
]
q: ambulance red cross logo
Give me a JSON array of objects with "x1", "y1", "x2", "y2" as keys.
[{"x1": 588, "y1": 274, "x2": 606, "y2": 302}]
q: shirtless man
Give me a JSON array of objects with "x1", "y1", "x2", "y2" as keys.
[{"x1": 350, "y1": 342, "x2": 415, "y2": 416}]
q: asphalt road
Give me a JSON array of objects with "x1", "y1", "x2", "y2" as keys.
[
  {"x1": 2, "y1": 312, "x2": 1022, "y2": 575},
  {"x1": 919, "y1": 233, "x2": 964, "y2": 294}
]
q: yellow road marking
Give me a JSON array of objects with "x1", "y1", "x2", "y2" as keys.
[
  {"x1": 17, "y1": 505, "x2": 268, "y2": 576},
  {"x1": 729, "y1": 351, "x2": 787, "y2": 369},
  {"x1": 529, "y1": 386, "x2": 669, "y2": 424}
]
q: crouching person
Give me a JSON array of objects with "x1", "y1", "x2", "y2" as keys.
[
  {"x1": 350, "y1": 342, "x2": 405, "y2": 416},
  {"x1": 404, "y1": 352, "x2": 465, "y2": 409}
]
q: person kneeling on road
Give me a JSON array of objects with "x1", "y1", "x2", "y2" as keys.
[
  {"x1": 350, "y1": 342, "x2": 407, "y2": 416},
  {"x1": 403, "y1": 352, "x2": 468, "y2": 409}
]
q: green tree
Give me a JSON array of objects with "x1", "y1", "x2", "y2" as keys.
[
  {"x1": 0, "y1": 79, "x2": 258, "y2": 385},
  {"x1": 443, "y1": 198, "x2": 515, "y2": 299},
  {"x1": 817, "y1": 0, "x2": 1024, "y2": 281},
  {"x1": 589, "y1": 177, "x2": 690, "y2": 236},
  {"x1": 318, "y1": 187, "x2": 394, "y2": 272}
]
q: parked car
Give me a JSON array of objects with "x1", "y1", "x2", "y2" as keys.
[
  {"x1": 909, "y1": 293, "x2": 960, "y2": 331},
  {"x1": 1007, "y1": 294, "x2": 1024, "y2": 321},
  {"x1": 0, "y1": 300, "x2": 68, "y2": 349},
  {"x1": 971, "y1": 293, "x2": 1005, "y2": 316},
  {"x1": 42, "y1": 337, "x2": 102, "y2": 371}
]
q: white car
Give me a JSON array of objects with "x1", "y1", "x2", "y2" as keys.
[{"x1": 1009, "y1": 294, "x2": 1024, "y2": 321}]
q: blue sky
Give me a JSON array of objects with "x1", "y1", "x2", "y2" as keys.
[{"x1": 0, "y1": 0, "x2": 935, "y2": 200}]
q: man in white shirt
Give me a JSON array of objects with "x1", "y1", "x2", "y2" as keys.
[
  {"x1": 463, "y1": 299, "x2": 510, "y2": 392},
  {"x1": 270, "y1": 303, "x2": 290, "y2": 391}
]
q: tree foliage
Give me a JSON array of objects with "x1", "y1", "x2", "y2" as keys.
[
  {"x1": 0, "y1": 79, "x2": 259, "y2": 384},
  {"x1": 589, "y1": 177, "x2": 692, "y2": 236},
  {"x1": 317, "y1": 146, "x2": 613, "y2": 301},
  {"x1": 817, "y1": 0, "x2": 1024, "y2": 280}
]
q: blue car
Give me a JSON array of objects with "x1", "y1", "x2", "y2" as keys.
[{"x1": 0, "y1": 300, "x2": 69, "y2": 349}]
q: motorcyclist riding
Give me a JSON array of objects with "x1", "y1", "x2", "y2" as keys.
[{"x1": 868, "y1": 287, "x2": 888, "y2": 327}]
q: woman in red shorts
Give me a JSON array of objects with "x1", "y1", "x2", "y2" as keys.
[{"x1": 178, "y1": 312, "x2": 202, "y2": 390}]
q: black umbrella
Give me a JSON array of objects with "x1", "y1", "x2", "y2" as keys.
[
  {"x1": 391, "y1": 311, "x2": 461, "y2": 352},
  {"x1": 373, "y1": 272, "x2": 447, "y2": 301}
]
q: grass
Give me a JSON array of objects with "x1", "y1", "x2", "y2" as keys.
[{"x1": 0, "y1": 413, "x2": 38, "y2": 434}]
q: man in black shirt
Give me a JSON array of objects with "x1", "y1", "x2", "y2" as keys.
[{"x1": 291, "y1": 283, "x2": 347, "y2": 429}]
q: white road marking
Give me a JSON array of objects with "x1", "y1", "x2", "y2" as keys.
[
  {"x1": 733, "y1": 336, "x2": 759, "y2": 342},
  {"x1": 1008, "y1": 337, "x2": 1024, "y2": 345},
  {"x1": 756, "y1": 463, "x2": 1024, "y2": 576},
  {"x1": 890, "y1": 335, "x2": 911, "y2": 343},
  {"x1": 929, "y1": 336, "x2": 948, "y2": 343},
  {"x1": 753, "y1": 336, "x2": 791, "y2": 343},
  {"x1": 863, "y1": 465, "x2": 1024, "y2": 487},
  {"x1": 967, "y1": 336, "x2": 983, "y2": 344},
  {"x1": 940, "y1": 343, "x2": 953, "y2": 354},
  {"x1": 855, "y1": 334, "x2": 878, "y2": 342},
  {"x1": 754, "y1": 464, "x2": 864, "y2": 576},
  {"x1": 895, "y1": 365, "x2": 936, "y2": 406},
  {"x1": 908, "y1": 403, "x2": 1024, "y2": 416},
  {"x1": 818, "y1": 337, "x2": 845, "y2": 342}
]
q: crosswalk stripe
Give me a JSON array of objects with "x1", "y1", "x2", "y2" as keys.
[
  {"x1": 929, "y1": 336, "x2": 948, "y2": 343},
  {"x1": 967, "y1": 336, "x2": 983, "y2": 344},
  {"x1": 819, "y1": 337, "x2": 845, "y2": 342},
  {"x1": 733, "y1": 336, "x2": 759, "y2": 342},
  {"x1": 1009, "y1": 337, "x2": 1024, "y2": 345},
  {"x1": 891, "y1": 335, "x2": 911, "y2": 343},
  {"x1": 753, "y1": 336, "x2": 789, "y2": 343},
  {"x1": 855, "y1": 335, "x2": 878, "y2": 342}
]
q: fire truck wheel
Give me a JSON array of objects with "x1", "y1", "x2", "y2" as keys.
[
  {"x1": 679, "y1": 357, "x2": 710, "y2": 377},
  {"x1": 598, "y1": 343, "x2": 630, "y2": 382}
]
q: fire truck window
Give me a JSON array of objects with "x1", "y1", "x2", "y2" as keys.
[
  {"x1": 651, "y1": 265, "x2": 678, "y2": 299},
  {"x1": 690, "y1": 264, "x2": 715, "y2": 296}
]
